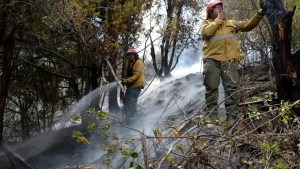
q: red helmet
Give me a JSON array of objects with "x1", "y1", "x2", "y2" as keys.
[
  {"x1": 126, "y1": 48, "x2": 138, "y2": 54},
  {"x1": 206, "y1": 0, "x2": 223, "y2": 19}
]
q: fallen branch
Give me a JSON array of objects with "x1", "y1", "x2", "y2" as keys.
[{"x1": 104, "y1": 58, "x2": 125, "y2": 92}]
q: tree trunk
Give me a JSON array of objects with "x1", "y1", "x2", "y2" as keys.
[
  {"x1": 263, "y1": 0, "x2": 300, "y2": 101},
  {"x1": 0, "y1": 24, "x2": 15, "y2": 144},
  {"x1": 150, "y1": 1, "x2": 185, "y2": 78}
]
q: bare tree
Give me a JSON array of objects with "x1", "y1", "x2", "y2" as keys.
[{"x1": 150, "y1": 0, "x2": 202, "y2": 78}]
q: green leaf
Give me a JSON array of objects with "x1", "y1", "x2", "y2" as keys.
[
  {"x1": 72, "y1": 130, "x2": 89, "y2": 144},
  {"x1": 136, "y1": 164, "x2": 143, "y2": 169},
  {"x1": 102, "y1": 133, "x2": 109, "y2": 140},
  {"x1": 252, "y1": 96, "x2": 259, "y2": 101},
  {"x1": 176, "y1": 144, "x2": 184, "y2": 154},
  {"x1": 112, "y1": 134, "x2": 119, "y2": 141},
  {"x1": 153, "y1": 128, "x2": 161, "y2": 137},
  {"x1": 87, "y1": 122, "x2": 95, "y2": 133},
  {"x1": 129, "y1": 161, "x2": 134, "y2": 167},
  {"x1": 72, "y1": 114, "x2": 81, "y2": 121},
  {"x1": 96, "y1": 111, "x2": 108, "y2": 120},
  {"x1": 166, "y1": 153, "x2": 174, "y2": 164},
  {"x1": 275, "y1": 162, "x2": 285, "y2": 169},
  {"x1": 131, "y1": 152, "x2": 139, "y2": 158}
]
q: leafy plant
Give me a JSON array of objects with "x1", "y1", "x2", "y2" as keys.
[
  {"x1": 72, "y1": 130, "x2": 89, "y2": 144},
  {"x1": 279, "y1": 101, "x2": 293, "y2": 125},
  {"x1": 247, "y1": 107, "x2": 261, "y2": 120}
]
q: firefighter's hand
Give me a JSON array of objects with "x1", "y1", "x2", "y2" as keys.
[
  {"x1": 218, "y1": 10, "x2": 226, "y2": 20},
  {"x1": 121, "y1": 78, "x2": 128, "y2": 85}
]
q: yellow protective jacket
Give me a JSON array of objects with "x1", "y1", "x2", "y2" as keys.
[
  {"x1": 125, "y1": 59, "x2": 145, "y2": 88},
  {"x1": 201, "y1": 11, "x2": 265, "y2": 61}
]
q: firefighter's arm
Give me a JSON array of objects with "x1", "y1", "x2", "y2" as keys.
[
  {"x1": 237, "y1": 10, "x2": 265, "y2": 32},
  {"x1": 200, "y1": 18, "x2": 224, "y2": 39},
  {"x1": 124, "y1": 60, "x2": 143, "y2": 84}
]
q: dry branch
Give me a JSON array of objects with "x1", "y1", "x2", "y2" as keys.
[{"x1": 105, "y1": 58, "x2": 125, "y2": 92}]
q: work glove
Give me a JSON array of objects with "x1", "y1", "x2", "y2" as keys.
[{"x1": 121, "y1": 78, "x2": 128, "y2": 85}]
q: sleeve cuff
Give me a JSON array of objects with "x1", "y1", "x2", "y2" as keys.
[{"x1": 214, "y1": 18, "x2": 224, "y2": 25}]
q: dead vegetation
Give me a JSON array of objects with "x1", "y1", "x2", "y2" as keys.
[
  {"x1": 141, "y1": 66, "x2": 299, "y2": 169},
  {"x1": 144, "y1": 107, "x2": 300, "y2": 168},
  {"x1": 72, "y1": 65, "x2": 299, "y2": 169}
]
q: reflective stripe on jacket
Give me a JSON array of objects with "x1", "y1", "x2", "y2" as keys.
[
  {"x1": 201, "y1": 11, "x2": 265, "y2": 61},
  {"x1": 126, "y1": 59, "x2": 145, "y2": 88}
]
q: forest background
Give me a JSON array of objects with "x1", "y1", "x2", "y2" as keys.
[{"x1": 0, "y1": 0, "x2": 299, "y2": 155}]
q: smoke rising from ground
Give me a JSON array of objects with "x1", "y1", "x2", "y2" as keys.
[{"x1": 4, "y1": 61, "x2": 219, "y2": 169}]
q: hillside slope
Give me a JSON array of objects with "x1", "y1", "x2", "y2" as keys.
[{"x1": 3, "y1": 65, "x2": 299, "y2": 169}]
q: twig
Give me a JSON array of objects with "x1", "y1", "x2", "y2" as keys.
[{"x1": 141, "y1": 130, "x2": 149, "y2": 169}]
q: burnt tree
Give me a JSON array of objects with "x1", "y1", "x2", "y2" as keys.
[
  {"x1": 0, "y1": 0, "x2": 20, "y2": 144},
  {"x1": 262, "y1": 0, "x2": 300, "y2": 102}
]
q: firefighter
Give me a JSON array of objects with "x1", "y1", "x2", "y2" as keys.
[
  {"x1": 200, "y1": 0, "x2": 265, "y2": 123},
  {"x1": 122, "y1": 48, "x2": 145, "y2": 122}
]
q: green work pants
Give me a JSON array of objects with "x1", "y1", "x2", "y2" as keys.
[
  {"x1": 203, "y1": 58, "x2": 239, "y2": 119},
  {"x1": 123, "y1": 87, "x2": 142, "y2": 117}
]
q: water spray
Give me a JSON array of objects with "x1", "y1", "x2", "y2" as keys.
[{"x1": 1, "y1": 144, "x2": 35, "y2": 169}]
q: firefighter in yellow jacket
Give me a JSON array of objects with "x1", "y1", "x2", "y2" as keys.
[
  {"x1": 201, "y1": 0, "x2": 265, "y2": 123},
  {"x1": 122, "y1": 48, "x2": 145, "y2": 121}
]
